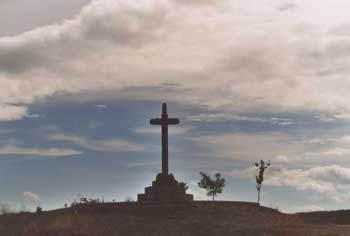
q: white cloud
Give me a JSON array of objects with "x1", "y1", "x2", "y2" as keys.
[
  {"x1": 290, "y1": 135, "x2": 350, "y2": 163},
  {"x1": 188, "y1": 132, "x2": 303, "y2": 161},
  {"x1": 95, "y1": 104, "x2": 107, "y2": 109},
  {"x1": 275, "y1": 155, "x2": 289, "y2": 163},
  {"x1": 187, "y1": 131, "x2": 350, "y2": 164},
  {"x1": 306, "y1": 148, "x2": 350, "y2": 157},
  {"x1": 230, "y1": 164, "x2": 350, "y2": 202},
  {"x1": 225, "y1": 166, "x2": 257, "y2": 179},
  {"x1": 174, "y1": 0, "x2": 228, "y2": 7},
  {"x1": 0, "y1": 105, "x2": 27, "y2": 121},
  {"x1": 132, "y1": 125, "x2": 193, "y2": 135},
  {"x1": 0, "y1": 145, "x2": 82, "y2": 157},
  {"x1": 187, "y1": 182, "x2": 209, "y2": 201},
  {"x1": 282, "y1": 204, "x2": 324, "y2": 214},
  {"x1": 187, "y1": 113, "x2": 293, "y2": 126},
  {"x1": 23, "y1": 192, "x2": 42, "y2": 205},
  {"x1": 277, "y1": 2, "x2": 297, "y2": 12},
  {"x1": 0, "y1": 0, "x2": 90, "y2": 36},
  {"x1": 0, "y1": 0, "x2": 350, "y2": 121},
  {"x1": 49, "y1": 134, "x2": 145, "y2": 153},
  {"x1": 0, "y1": 0, "x2": 170, "y2": 110}
]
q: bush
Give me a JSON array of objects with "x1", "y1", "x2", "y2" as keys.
[{"x1": 0, "y1": 203, "x2": 12, "y2": 215}]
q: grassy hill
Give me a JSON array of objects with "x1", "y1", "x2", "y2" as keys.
[{"x1": 1, "y1": 201, "x2": 349, "y2": 236}]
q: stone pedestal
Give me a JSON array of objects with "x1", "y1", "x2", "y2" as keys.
[{"x1": 137, "y1": 173, "x2": 193, "y2": 202}]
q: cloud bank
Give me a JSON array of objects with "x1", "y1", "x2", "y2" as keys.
[
  {"x1": 1, "y1": 0, "x2": 350, "y2": 120},
  {"x1": 230, "y1": 164, "x2": 350, "y2": 202}
]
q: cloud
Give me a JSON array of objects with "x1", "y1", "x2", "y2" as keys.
[
  {"x1": 23, "y1": 192, "x2": 42, "y2": 205},
  {"x1": 305, "y1": 148, "x2": 350, "y2": 158},
  {"x1": 0, "y1": 105, "x2": 27, "y2": 121},
  {"x1": 95, "y1": 104, "x2": 107, "y2": 109},
  {"x1": 0, "y1": 0, "x2": 91, "y2": 37},
  {"x1": 0, "y1": 0, "x2": 350, "y2": 121},
  {"x1": 188, "y1": 131, "x2": 350, "y2": 165},
  {"x1": 275, "y1": 154, "x2": 289, "y2": 163},
  {"x1": 0, "y1": 0, "x2": 350, "y2": 122},
  {"x1": 187, "y1": 113, "x2": 293, "y2": 126},
  {"x1": 225, "y1": 166, "x2": 257, "y2": 179},
  {"x1": 0, "y1": 0, "x2": 168, "y2": 74},
  {"x1": 0, "y1": 128, "x2": 14, "y2": 134},
  {"x1": 0, "y1": 0, "x2": 170, "y2": 113},
  {"x1": 49, "y1": 134, "x2": 145, "y2": 152},
  {"x1": 0, "y1": 146, "x2": 82, "y2": 157},
  {"x1": 277, "y1": 2, "x2": 297, "y2": 12},
  {"x1": 188, "y1": 132, "x2": 304, "y2": 161},
  {"x1": 84, "y1": 1, "x2": 168, "y2": 44},
  {"x1": 174, "y1": 0, "x2": 227, "y2": 6},
  {"x1": 282, "y1": 204, "x2": 324, "y2": 213},
  {"x1": 290, "y1": 135, "x2": 350, "y2": 163},
  {"x1": 187, "y1": 182, "x2": 210, "y2": 201},
  {"x1": 132, "y1": 125, "x2": 193, "y2": 135},
  {"x1": 230, "y1": 165, "x2": 350, "y2": 202},
  {"x1": 127, "y1": 161, "x2": 160, "y2": 168}
]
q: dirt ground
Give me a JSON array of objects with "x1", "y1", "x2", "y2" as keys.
[{"x1": 0, "y1": 201, "x2": 349, "y2": 236}]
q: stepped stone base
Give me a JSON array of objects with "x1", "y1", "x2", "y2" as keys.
[{"x1": 137, "y1": 173, "x2": 193, "y2": 203}]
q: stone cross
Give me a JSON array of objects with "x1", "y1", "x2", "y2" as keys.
[{"x1": 150, "y1": 103, "x2": 179, "y2": 175}]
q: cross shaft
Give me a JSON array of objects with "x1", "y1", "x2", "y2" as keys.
[{"x1": 150, "y1": 103, "x2": 179, "y2": 175}]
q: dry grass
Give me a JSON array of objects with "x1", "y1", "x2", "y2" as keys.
[{"x1": 0, "y1": 201, "x2": 349, "y2": 236}]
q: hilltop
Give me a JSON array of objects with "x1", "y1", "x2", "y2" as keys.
[{"x1": 0, "y1": 201, "x2": 349, "y2": 236}]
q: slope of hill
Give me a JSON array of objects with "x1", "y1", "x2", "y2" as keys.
[{"x1": 0, "y1": 201, "x2": 349, "y2": 236}]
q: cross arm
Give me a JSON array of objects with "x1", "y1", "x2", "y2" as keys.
[
  {"x1": 167, "y1": 118, "x2": 180, "y2": 125},
  {"x1": 150, "y1": 118, "x2": 180, "y2": 125},
  {"x1": 150, "y1": 118, "x2": 162, "y2": 125}
]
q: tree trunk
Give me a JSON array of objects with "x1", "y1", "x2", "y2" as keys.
[
  {"x1": 212, "y1": 195, "x2": 215, "y2": 201},
  {"x1": 257, "y1": 189, "x2": 260, "y2": 205}
]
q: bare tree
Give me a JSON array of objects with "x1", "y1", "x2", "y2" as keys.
[{"x1": 255, "y1": 160, "x2": 271, "y2": 205}]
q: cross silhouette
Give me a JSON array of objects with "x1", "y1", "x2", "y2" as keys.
[{"x1": 150, "y1": 103, "x2": 179, "y2": 175}]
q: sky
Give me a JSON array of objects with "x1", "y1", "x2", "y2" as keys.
[{"x1": 1, "y1": 0, "x2": 350, "y2": 213}]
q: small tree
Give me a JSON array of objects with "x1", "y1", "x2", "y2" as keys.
[
  {"x1": 198, "y1": 172, "x2": 225, "y2": 201},
  {"x1": 179, "y1": 182, "x2": 189, "y2": 191},
  {"x1": 255, "y1": 160, "x2": 271, "y2": 205},
  {"x1": 35, "y1": 206, "x2": 42, "y2": 214}
]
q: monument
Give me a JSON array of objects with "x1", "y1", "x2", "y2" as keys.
[{"x1": 137, "y1": 103, "x2": 193, "y2": 202}]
